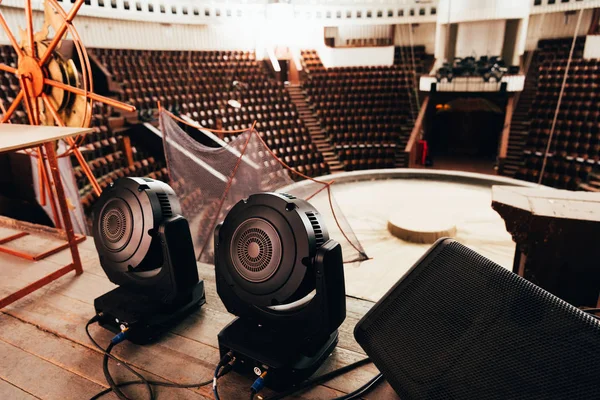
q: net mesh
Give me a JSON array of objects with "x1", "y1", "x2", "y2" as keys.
[{"x1": 159, "y1": 109, "x2": 368, "y2": 264}]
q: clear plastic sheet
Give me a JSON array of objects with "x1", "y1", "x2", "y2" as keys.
[{"x1": 159, "y1": 109, "x2": 368, "y2": 264}]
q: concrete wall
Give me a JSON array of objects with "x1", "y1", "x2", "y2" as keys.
[
  {"x1": 318, "y1": 45, "x2": 395, "y2": 68},
  {"x1": 455, "y1": 19, "x2": 506, "y2": 58}
]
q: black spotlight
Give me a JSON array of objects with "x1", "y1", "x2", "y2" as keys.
[
  {"x1": 92, "y1": 177, "x2": 205, "y2": 344},
  {"x1": 215, "y1": 192, "x2": 346, "y2": 390}
]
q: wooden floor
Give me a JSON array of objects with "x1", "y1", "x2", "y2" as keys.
[{"x1": 0, "y1": 232, "x2": 398, "y2": 400}]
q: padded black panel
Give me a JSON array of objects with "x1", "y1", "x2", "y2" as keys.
[{"x1": 355, "y1": 238, "x2": 600, "y2": 400}]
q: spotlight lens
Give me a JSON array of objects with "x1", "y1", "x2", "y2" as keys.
[
  {"x1": 99, "y1": 198, "x2": 133, "y2": 252},
  {"x1": 230, "y1": 218, "x2": 282, "y2": 283}
]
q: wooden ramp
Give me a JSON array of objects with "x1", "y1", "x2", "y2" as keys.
[{"x1": 0, "y1": 237, "x2": 397, "y2": 399}]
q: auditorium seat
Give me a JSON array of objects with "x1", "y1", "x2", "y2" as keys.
[
  {"x1": 92, "y1": 48, "x2": 327, "y2": 182},
  {"x1": 300, "y1": 49, "x2": 427, "y2": 170},
  {"x1": 516, "y1": 37, "x2": 599, "y2": 190}
]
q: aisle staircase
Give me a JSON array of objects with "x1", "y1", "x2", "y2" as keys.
[
  {"x1": 287, "y1": 84, "x2": 345, "y2": 173},
  {"x1": 395, "y1": 126, "x2": 412, "y2": 167},
  {"x1": 501, "y1": 52, "x2": 539, "y2": 177},
  {"x1": 579, "y1": 171, "x2": 600, "y2": 192}
]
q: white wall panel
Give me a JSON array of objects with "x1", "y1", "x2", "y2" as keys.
[
  {"x1": 437, "y1": 0, "x2": 529, "y2": 24},
  {"x1": 318, "y1": 45, "x2": 394, "y2": 67},
  {"x1": 338, "y1": 25, "x2": 392, "y2": 41},
  {"x1": 584, "y1": 35, "x2": 600, "y2": 59},
  {"x1": 455, "y1": 20, "x2": 506, "y2": 58},
  {"x1": 1, "y1": 0, "x2": 440, "y2": 28},
  {"x1": 530, "y1": 0, "x2": 600, "y2": 14},
  {"x1": 0, "y1": 6, "x2": 259, "y2": 50},
  {"x1": 525, "y1": 10, "x2": 594, "y2": 50},
  {"x1": 394, "y1": 23, "x2": 436, "y2": 54}
]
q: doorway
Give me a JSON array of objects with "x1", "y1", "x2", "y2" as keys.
[{"x1": 425, "y1": 93, "x2": 507, "y2": 174}]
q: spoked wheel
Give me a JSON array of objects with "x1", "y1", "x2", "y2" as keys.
[{"x1": 0, "y1": 0, "x2": 134, "y2": 219}]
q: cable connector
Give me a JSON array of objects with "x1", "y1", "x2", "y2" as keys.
[
  {"x1": 250, "y1": 370, "x2": 268, "y2": 398},
  {"x1": 110, "y1": 327, "x2": 129, "y2": 345},
  {"x1": 89, "y1": 313, "x2": 103, "y2": 325},
  {"x1": 221, "y1": 351, "x2": 234, "y2": 366},
  {"x1": 220, "y1": 356, "x2": 237, "y2": 377}
]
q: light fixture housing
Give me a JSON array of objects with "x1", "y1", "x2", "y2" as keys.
[
  {"x1": 215, "y1": 192, "x2": 346, "y2": 390},
  {"x1": 92, "y1": 177, "x2": 205, "y2": 344}
]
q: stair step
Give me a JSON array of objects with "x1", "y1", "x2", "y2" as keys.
[
  {"x1": 286, "y1": 85, "x2": 344, "y2": 173},
  {"x1": 579, "y1": 183, "x2": 600, "y2": 192}
]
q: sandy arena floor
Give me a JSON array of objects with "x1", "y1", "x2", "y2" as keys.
[{"x1": 308, "y1": 177, "x2": 517, "y2": 303}]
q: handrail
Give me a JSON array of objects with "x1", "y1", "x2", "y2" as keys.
[
  {"x1": 498, "y1": 96, "x2": 515, "y2": 160},
  {"x1": 404, "y1": 95, "x2": 429, "y2": 167}
]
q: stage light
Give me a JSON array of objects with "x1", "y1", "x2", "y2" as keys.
[
  {"x1": 92, "y1": 177, "x2": 205, "y2": 344},
  {"x1": 214, "y1": 192, "x2": 346, "y2": 390}
]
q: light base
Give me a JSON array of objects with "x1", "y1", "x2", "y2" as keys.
[
  {"x1": 218, "y1": 317, "x2": 339, "y2": 391},
  {"x1": 94, "y1": 281, "x2": 205, "y2": 344}
]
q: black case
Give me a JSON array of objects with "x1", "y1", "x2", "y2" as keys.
[{"x1": 354, "y1": 238, "x2": 600, "y2": 400}]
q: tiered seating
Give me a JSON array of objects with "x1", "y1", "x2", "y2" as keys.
[
  {"x1": 93, "y1": 49, "x2": 261, "y2": 114},
  {"x1": 300, "y1": 50, "x2": 323, "y2": 74},
  {"x1": 0, "y1": 46, "x2": 28, "y2": 123},
  {"x1": 515, "y1": 37, "x2": 599, "y2": 189},
  {"x1": 302, "y1": 50, "x2": 421, "y2": 170},
  {"x1": 337, "y1": 143, "x2": 397, "y2": 170},
  {"x1": 75, "y1": 102, "x2": 168, "y2": 217},
  {"x1": 535, "y1": 37, "x2": 586, "y2": 63},
  {"x1": 394, "y1": 45, "x2": 433, "y2": 74},
  {"x1": 93, "y1": 48, "x2": 327, "y2": 178},
  {"x1": 0, "y1": 46, "x2": 166, "y2": 223},
  {"x1": 345, "y1": 38, "x2": 393, "y2": 47}
]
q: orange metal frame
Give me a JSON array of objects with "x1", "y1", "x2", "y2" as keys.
[
  {"x1": 0, "y1": 231, "x2": 86, "y2": 261},
  {"x1": 0, "y1": 141, "x2": 84, "y2": 309},
  {"x1": 0, "y1": 0, "x2": 135, "y2": 309}
]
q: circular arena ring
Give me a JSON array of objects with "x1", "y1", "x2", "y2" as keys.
[{"x1": 285, "y1": 169, "x2": 542, "y2": 303}]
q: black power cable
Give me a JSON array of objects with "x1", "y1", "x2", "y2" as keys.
[
  {"x1": 86, "y1": 316, "x2": 154, "y2": 400},
  {"x1": 88, "y1": 315, "x2": 377, "y2": 400},
  {"x1": 90, "y1": 364, "x2": 235, "y2": 400},
  {"x1": 103, "y1": 342, "x2": 149, "y2": 400},
  {"x1": 263, "y1": 358, "x2": 372, "y2": 400},
  {"x1": 213, "y1": 352, "x2": 234, "y2": 400},
  {"x1": 333, "y1": 373, "x2": 384, "y2": 400},
  {"x1": 86, "y1": 316, "x2": 233, "y2": 400}
]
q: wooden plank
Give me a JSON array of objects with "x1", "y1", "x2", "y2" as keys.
[
  {"x1": 0, "y1": 377, "x2": 39, "y2": 400},
  {"x1": 52, "y1": 249, "x2": 374, "y2": 356},
  {"x1": 2, "y1": 274, "x2": 354, "y2": 398},
  {"x1": 0, "y1": 313, "x2": 207, "y2": 400},
  {"x1": 4, "y1": 241, "x2": 386, "y2": 398},
  {"x1": 0, "y1": 124, "x2": 93, "y2": 154},
  {"x1": 0, "y1": 230, "x2": 69, "y2": 260},
  {"x1": 0, "y1": 340, "x2": 106, "y2": 400},
  {"x1": 0, "y1": 263, "x2": 77, "y2": 309},
  {"x1": 0, "y1": 255, "x2": 73, "y2": 299}
]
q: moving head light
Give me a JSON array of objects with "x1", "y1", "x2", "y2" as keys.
[
  {"x1": 92, "y1": 177, "x2": 205, "y2": 344},
  {"x1": 214, "y1": 192, "x2": 346, "y2": 390}
]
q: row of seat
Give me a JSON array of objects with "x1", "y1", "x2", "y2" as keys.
[
  {"x1": 94, "y1": 48, "x2": 329, "y2": 179},
  {"x1": 516, "y1": 37, "x2": 599, "y2": 189},
  {"x1": 345, "y1": 38, "x2": 393, "y2": 47},
  {"x1": 515, "y1": 154, "x2": 594, "y2": 190},
  {"x1": 301, "y1": 48, "x2": 421, "y2": 171},
  {"x1": 337, "y1": 144, "x2": 398, "y2": 170}
]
